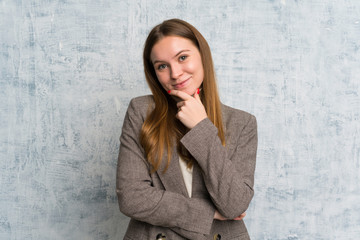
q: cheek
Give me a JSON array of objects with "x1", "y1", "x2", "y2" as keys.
[
  {"x1": 193, "y1": 58, "x2": 204, "y2": 80},
  {"x1": 185, "y1": 62, "x2": 199, "y2": 75},
  {"x1": 192, "y1": 56, "x2": 203, "y2": 74},
  {"x1": 155, "y1": 72, "x2": 170, "y2": 88}
]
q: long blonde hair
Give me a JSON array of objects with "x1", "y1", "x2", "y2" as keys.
[{"x1": 141, "y1": 19, "x2": 225, "y2": 172}]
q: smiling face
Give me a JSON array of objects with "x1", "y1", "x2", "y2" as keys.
[{"x1": 150, "y1": 36, "x2": 204, "y2": 96}]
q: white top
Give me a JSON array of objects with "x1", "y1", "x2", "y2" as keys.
[{"x1": 179, "y1": 157, "x2": 193, "y2": 198}]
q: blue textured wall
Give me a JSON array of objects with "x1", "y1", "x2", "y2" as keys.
[{"x1": 1, "y1": 0, "x2": 359, "y2": 239}]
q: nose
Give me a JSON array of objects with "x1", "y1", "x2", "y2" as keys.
[{"x1": 170, "y1": 63, "x2": 183, "y2": 80}]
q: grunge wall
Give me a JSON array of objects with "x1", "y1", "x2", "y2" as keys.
[{"x1": 1, "y1": 0, "x2": 359, "y2": 239}]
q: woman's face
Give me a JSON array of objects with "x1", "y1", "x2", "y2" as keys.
[{"x1": 150, "y1": 36, "x2": 204, "y2": 96}]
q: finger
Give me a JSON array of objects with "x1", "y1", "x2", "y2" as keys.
[
  {"x1": 176, "y1": 101, "x2": 185, "y2": 108},
  {"x1": 175, "y1": 111, "x2": 181, "y2": 120},
  {"x1": 233, "y1": 212, "x2": 246, "y2": 220},
  {"x1": 194, "y1": 88, "x2": 201, "y2": 102},
  {"x1": 168, "y1": 90, "x2": 192, "y2": 101}
]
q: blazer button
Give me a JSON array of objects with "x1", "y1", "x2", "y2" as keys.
[
  {"x1": 156, "y1": 233, "x2": 166, "y2": 240},
  {"x1": 213, "y1": 233, "x2": 221, "y2": 240}
]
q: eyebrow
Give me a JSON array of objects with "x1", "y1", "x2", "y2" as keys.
[{"x1": 152, "y1": 49, "x2": 190, "y2": 65}]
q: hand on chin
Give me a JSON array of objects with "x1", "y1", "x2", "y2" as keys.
[{"x1": 167, "y1": 88, "x2": 206, "y2": 129}]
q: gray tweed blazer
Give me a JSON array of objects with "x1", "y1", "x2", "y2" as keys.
[{"x1": 116, "y1": 95, "x2": 257, "y2": 240}]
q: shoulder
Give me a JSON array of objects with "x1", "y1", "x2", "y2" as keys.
[
  {"x1": 126, "y1": 95, "x2": 154, "y2": 116},
  {"x1": 121, "y1": 95, "x2": 155, "y2": 127},
  {"x1": 221, "y1": 103, "x2": 257, "y2": 140},
  {"x1": 128, "y1": 95, "x2": 154, "y2": 110},
  {"x1": 221, "y1": 103, "x2": 256, "y2": 125}
]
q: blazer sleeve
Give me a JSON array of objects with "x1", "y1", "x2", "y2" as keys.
[
  {"x1": 180, "y1": 114, "x2": 257, "y2": 219},
  {"x1": 116, "y1": 98, "x2": 215, "y2": 237}
]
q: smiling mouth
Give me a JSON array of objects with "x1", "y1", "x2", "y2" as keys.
[{"x1": 173, "y1": 78, "x2": 190, "y2": 89}]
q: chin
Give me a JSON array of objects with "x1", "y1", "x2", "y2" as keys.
[{"x1": 184, "y1": 88, "x2": 196, "y2": 96}]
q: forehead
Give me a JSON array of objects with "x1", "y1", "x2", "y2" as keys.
[{"x1": 150, "y1": 36, "x2": 198, "y2": 62}]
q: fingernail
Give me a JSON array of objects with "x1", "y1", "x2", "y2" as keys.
[
  {"x1": 197, "y1": 88, "x2": 200, "y2": 94},
  {"x1": 167, "y1": 90, "x2": 171, "y2": 94}
]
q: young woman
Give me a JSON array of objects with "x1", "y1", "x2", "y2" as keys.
[{"x1": 116, "y1": 19, "x2": 257, "y2": 240}]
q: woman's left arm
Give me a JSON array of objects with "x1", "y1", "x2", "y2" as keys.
[
  {"x1": 169, "y1": 89, "x2": 257, "y2": 219},
  {"x1": 181, "y1": 114, "x2": 258, "y2": 220}
]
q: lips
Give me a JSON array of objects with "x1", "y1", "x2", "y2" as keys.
[{"x1": 173, "y1": 77, "x2": 190, "y2": 89}]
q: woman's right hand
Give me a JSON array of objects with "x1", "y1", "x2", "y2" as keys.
[{"x1": 214, "y1": 210, "x2": 246, "y2": 221}]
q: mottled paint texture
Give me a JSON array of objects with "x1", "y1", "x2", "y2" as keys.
[{"x1": 1, "y1": 0, "x2": 359, "y2": 239}]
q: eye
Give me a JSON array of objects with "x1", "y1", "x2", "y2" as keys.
[
  {"x1": 157, "y1": 64, "x2": 167, "y2": 70},
  {"x1": 179, "y1": 55, "x2": 187, "y2": 61}
]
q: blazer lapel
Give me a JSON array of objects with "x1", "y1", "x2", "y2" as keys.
[
  {"x1": 156, "y1": 147, "x2": 189, "y2": 197},
  {"x1": 190, "y1": 161, "x2": 209, "y2": 199}
]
